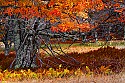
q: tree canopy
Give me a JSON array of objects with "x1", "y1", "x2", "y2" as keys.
[{"x1": 0, "y1": 0, "x2": 125, "y2": 32}]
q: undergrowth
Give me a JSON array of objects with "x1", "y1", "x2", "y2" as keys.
[{"x1": 0, "y1": 46, "x2": 124, "y2": 82}]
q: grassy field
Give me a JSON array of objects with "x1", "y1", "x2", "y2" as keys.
[{"x1": 1, "y1": 40, "x2": 125, "y2": 51}]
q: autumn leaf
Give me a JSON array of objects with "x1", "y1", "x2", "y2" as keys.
[{"x1": 48, "y1": 9, "x2": 61, "y2": 17}]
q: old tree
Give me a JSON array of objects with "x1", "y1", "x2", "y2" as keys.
[{"x1": 0, "y1": 0, "x2": 125, "y2": 69}]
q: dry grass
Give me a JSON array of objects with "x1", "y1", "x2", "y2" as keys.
[
  {"x1": 3, "y1": 72, "x2": 125, "y2": 83},
  {"x1": 39, "y1": 46, "x2": 100, "y2": 57},
  {"x1": 63, "y1": 46, "x2": 99, "y2": 53}
]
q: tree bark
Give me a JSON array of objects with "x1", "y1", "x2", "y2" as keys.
[{"x1": 14, "y1": 20, "x2": 37, "y2": 69}]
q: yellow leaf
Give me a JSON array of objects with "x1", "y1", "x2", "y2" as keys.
[
  {"x1": 86, "y1": 66, "x2": 90, "y2": 72},
  {"x1": 59, "y1": 64, "x2": 62, "y2": 68}
]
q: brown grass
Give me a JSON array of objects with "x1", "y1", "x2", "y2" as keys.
[{"x1": 3, "y1": 73, "x2": 125, "y2": 83}]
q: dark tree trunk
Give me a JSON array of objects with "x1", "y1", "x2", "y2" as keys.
[{"x1": 13, "y1": 20, "x2": 37, "y2": 69}]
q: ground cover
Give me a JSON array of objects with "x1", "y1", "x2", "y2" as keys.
[{"x1": 0, "y1": 41, "x2": 125, "y2": 82}]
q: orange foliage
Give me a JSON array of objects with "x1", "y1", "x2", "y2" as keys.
[
  {"x1": 3, "y1": 7, "x2": 13, "y2": 16},
  {"x1": 51, "y1": 26, "x2": 58, "y2": 32},
  {"x1": 51, "y1": 22, "x2": 75, "y2": 32},
  {"x1": 76, "y1": 23, "x2": 93, "y2": 32},
  {"x1": 74, "y1": 0, "x2": 105, "y2": 12},
  {"x1": 57, "y1": 22, "x2": 75, "y2": 32},
  {"x1": 1, "y1": 0, "x2": 125, "y2": 32},
  {"x1": 48, "y1": 9, "x2": 61, "y2": 17},
  {"x1": 118, "y1": 12, "x2": 125, "y2": 24}
]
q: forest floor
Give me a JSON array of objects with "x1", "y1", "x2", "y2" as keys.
[
  {"x1": 0, "y1": 40, "x2": 125, "y2": 83},
  {"x1": 3, "y1": 73, "x2": 125, "y2": 83}
]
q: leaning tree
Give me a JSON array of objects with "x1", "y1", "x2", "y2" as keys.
[
  {"x1": 0, "y1": 0, "x2": 92, "y2": 69},
  {"x1": 0, "y1": 0, "x2": 125, "y2": 69}
]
